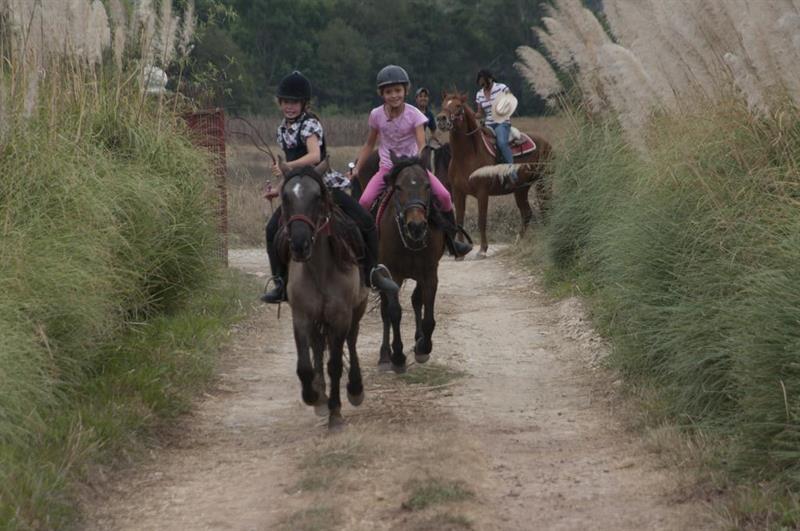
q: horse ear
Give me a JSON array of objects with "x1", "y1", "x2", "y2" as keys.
[
  {"x1": 389, "y1": 150, "x2": 401, "y2": 166},
  {"x1": 314, "y1": 157, "x2": 330, "y2": 176},
  {"x1": 278, "y1": 156, "x2": 291, "y2": 176},
  {"x1": 441, "y1": 90, "x2": 448, "y2": 101}
]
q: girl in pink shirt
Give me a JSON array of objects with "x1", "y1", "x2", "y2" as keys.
[{"x1": 352, "y1": 65, "x2": 471, "y2": 257}]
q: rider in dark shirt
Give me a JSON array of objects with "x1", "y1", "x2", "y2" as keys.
[{"x1": 415, "y1": 87, "x2": 437, "y2": 136}]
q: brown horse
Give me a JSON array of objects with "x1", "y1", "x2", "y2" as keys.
[
  {"x1": 377, "y1": 153, "x2": 445, "y2": 370},
  {"x1": 278, "y1": 159, "x2": 369, "y2": 429},
  {"x1": 353, "y1": 140, "x2": 452, "y2": 202},
  {"x1": 436, "y1": 91, "x2": 552, "y2": 256}
]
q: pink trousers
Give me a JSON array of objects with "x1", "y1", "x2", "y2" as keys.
[{"x1": 358, "y1": 166, "x2": 453, "y2": 212}]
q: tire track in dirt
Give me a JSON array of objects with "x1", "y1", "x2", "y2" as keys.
[{"x1": 81, "y1": 248, "x2": 713, "y2": 530}]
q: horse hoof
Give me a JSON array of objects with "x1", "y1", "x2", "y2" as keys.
[
  {"x1": 347, "y1": 391, "x2": 365, "y2": 406},
  {"x1": 473, "y1": 251, "x2": 487, "y2": 260},
  {"x1": 313, "y1": 395, "x2": 329, "y2": 417},
  {"x1": 391, "y1": 363, "x2": 407, "y2": 374},
  {"x1": 328, "y1": 414, "x2": 345, "y2": 432},
  {"x1": 414, "y1": 352, "x2": 430, "y2": 364},
  {"x1": 378, "y1": 362, "x2": 394, "y2": 372}
]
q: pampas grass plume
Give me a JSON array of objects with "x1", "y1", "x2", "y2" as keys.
[{"x1": 515, "y1": 45, "x2": 563, "y2": 102}]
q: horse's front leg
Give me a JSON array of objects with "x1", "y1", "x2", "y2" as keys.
[
  {"x1": 414, "y1": 276, "x2": 438, "y2": 363},
  {"x1": 326, "y1": 329, "x2": 347, "y2": 430},
  {"x1": 378, "y1": 292, "x2": 392, "y2": 369},
  {"x1": 387, "y1": 290, "x2": 406, "y2": 371},
  {"x1": 345, "y1": 316, "x2": 364, "y2": 406},
  {"x1": 310, "y1": 326, "x2": 328, "y2": 416},
  {"x1": 293, "y1": 317, "x2": 318, "y2": 407},
  {"x1": 477, "y1": 191, "x2": 490, "y2": 256},
  {"x1": 454, "y1": 188, "x2": 467, "y2": 241}
]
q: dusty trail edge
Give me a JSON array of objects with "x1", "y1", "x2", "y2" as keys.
[{"x1": 82, "y1": 247, "x2": 714, "y2": 531}]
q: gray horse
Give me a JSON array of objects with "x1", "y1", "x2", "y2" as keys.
[{"x1": 278, "y1": 159, "x2": 369, "y2": 429}]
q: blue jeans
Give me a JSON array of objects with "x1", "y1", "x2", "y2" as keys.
[{"x1": 490, "y1": 122, "x2": 513, "y2": 164}]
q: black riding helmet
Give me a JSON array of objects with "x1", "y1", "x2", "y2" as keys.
[
  {"x1": 476, "y1": 69, "x2": 494, "y2": 85},
  {"x1": 277, "y1": 71, "x2": 312, "y2": 101},
  {"x1": 377, "y1": 65, "x2": 411, "y2": 89}
]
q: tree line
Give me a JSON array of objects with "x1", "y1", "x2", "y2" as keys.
[{"x1": 184, "y1": 0, "x2": 602, "y2": 115}]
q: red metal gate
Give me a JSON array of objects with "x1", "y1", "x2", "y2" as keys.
[{"x1": 184, "y1": 108, "x2": 228, "y2": 266}]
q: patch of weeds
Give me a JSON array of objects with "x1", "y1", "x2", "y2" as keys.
[
  {"x1": 415, "y1": 512, "x2": 474, "y2": 530},
  {"x1": 402, "y1": 478, "x2": 474, "y2": 511},
  {"x1": 278, "y1": 506, "x2": 339, "y2": 531},
  {"x1": 289, "y1": 474, "x2": 333, "y2": 494},
  {"x1": 713, "y1": 484, "x2": 800, "y2": 530},
  {"x1": 398, "y1": 363, "x2": 465, "y2": 387},
  {"x1": 301, "y1": 438, "x2": 365, "y2": 470}
]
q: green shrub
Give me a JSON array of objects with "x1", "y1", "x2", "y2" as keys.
[{"x1": 0, "y1": 94, "x2": 247, "y2": 528}]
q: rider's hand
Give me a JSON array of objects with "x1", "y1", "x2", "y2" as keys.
[
  {"x1": 263, "y1": 181, "x2": 279, "y2": 200},
  {"x1": 271, "y1": 162, "x2": 282, "y2": 178}
]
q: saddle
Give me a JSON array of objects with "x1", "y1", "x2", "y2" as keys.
[
  {"x1": 275, "y1": 205, "x2": 366, "y2": 269},
  {"x1": 481, "y1": 127, "x2": 537, "y2": 161}
]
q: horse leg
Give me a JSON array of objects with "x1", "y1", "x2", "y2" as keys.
[
  {"x1": 454, "y1": 188, "x2": 467, "y2": 241},
  {"x1": 453, "y1": 189, "x2": 467, "y2": 262},
  {"x1": 293, "y1": 320, "x2": 318, "y2": 407},
  {"x1": 477, "y1": 191, "x2": 489, "y2": 257},
  {"x1": 346, "y1": 318, "x2": 364, "y2": 406},
  {"x1": 378, "y1": 292, "x2": 392, "y2": 369},
  {"x1": 412, "y1": 283, "x2": 423, "y2": 343},
  {"x1": 414, "y1": 276, "x2": 437, "y2": 363},
  {"x1": 326, "y1": 330, "x2": 347, "y2": 430},
  {"x1": 387, "y1": 290, "x2": 406, "y2": 371},
  {"x1": 513, "y1": 186, "x2": 534, "y2": 242},
  {"x1": 310, "y1": 327, "x2": 329, "y2": 417}
]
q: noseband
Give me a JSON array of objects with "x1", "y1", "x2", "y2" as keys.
[
  {"x1": 440, "y1": 101, "x2": 479, "y2": 135},
  {"x1": 393, "y1": 180, "x2": 431, "y2": 251}
]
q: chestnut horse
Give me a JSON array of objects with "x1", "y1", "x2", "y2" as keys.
[
  {"x1": 278, "y1": 159, "x2": 369, "y2": 429},
  {"x1": 436, "y1": 91, "x2": 552, "y2": 256},
  {"x1": 377, "y1": 153, "x2": 445, "y2": 371}
]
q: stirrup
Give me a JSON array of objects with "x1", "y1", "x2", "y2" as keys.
[
  {"x1": 260, "y1": 276, "x2": 286, "y2": 303},
  {"x1": 370, "y1": 264, "x2": 399, "y2": 293}
]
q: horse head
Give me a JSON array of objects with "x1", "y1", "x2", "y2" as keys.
[
  {"x1": 387, "y1": 151, "x2": 432, "y2": 249},
  {"x1": 436, "y1": 91, "x2": 470, "y2": 132},
  {"x1": 279, "y1": 158, "x2": 331, "y2": 262}
]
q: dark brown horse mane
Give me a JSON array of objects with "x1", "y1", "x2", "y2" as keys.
[{"x1": 386, "y1": 155, "x2": 426, "y2": 186}]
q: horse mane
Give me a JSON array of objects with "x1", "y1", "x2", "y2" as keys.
[{"x1": 386, "y1": 155, "x2": 426, "y2": 185}]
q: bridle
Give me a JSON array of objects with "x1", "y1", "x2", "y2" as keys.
[
  {"x1": 282, "y1": 176, "x2": 332, "y2": 261},
  {"x1": 440, "y1": 98, "x2": 480, "y2": 136},
  {"x1": 392, "y1": 168, "x2": 432, "y2": 251}
]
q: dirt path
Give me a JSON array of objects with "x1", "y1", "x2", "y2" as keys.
[{"x1": 83, "y1": 248, "x2": 712, "y2": 530}]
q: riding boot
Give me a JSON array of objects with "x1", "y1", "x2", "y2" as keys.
[
  {"x1": 261, "y1": 234, "x2": 288, "y2": 303},
  {"x1": 362, "y1": 226, "x2": 399, "y2": 293},
  {"x1": 440, "y1": 210, "x2": 473, "y2": 258}
]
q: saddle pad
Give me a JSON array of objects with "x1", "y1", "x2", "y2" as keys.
[{"x1": 481, "y1": 130, "x2": 537, "y2": 159}]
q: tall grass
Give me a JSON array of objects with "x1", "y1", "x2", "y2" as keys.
[
  {"x1": 538, "y1": 104, "x2": 800, "y2": 521},
  {"x1": 517, "y1": 0, "x2": 800, "y2": 496},
  {"x1": 0, "y1": 1, "x2": 255, "y2": 528}
]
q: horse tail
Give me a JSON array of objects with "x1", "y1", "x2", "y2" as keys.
[{"x1": 468, "y1": 163, "x2": 528, "y2": 183}]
